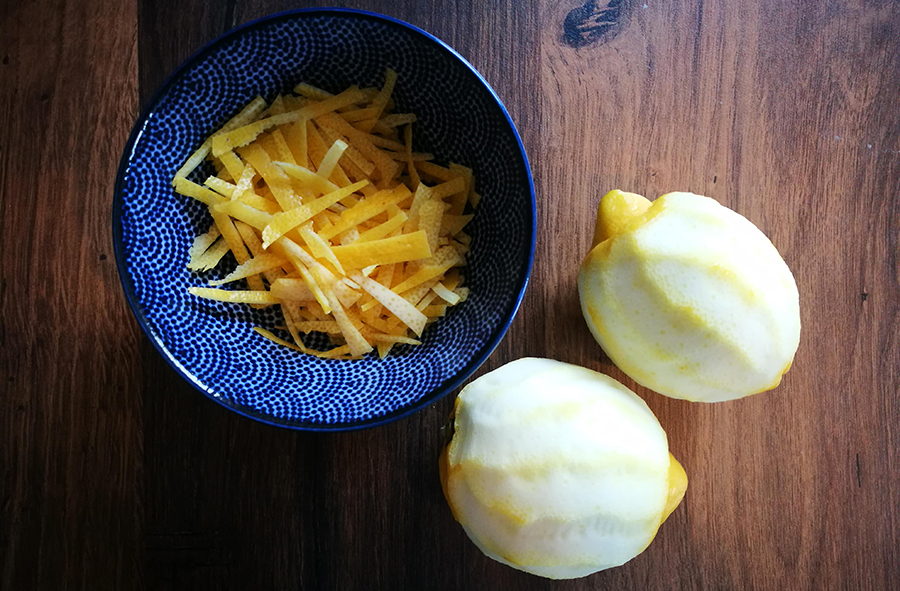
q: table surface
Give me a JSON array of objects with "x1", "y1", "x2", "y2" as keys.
[{"x1": 3, "y1": 0, "x2": 899, "y2": 589}]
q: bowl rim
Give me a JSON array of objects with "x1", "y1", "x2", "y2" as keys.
[{"x1": 112, "y1": 6, "x2": 537, "y2": 432}]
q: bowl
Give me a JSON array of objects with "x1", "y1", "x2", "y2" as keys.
[{"x1": 113, "y1": 8, "x2": 536, "y2": 431}]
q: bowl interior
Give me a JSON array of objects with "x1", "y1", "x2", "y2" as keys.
[{"x1": 115, "y1": 9, "x2": 535, "y2": 430}]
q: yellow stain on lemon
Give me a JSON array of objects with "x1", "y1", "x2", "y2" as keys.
[
  {"x1": 591, "y1": 189, "x2": 653, "y2": 247},
  {"x1": 662, "y1": 453, "x2": 688, "y2": 522}
]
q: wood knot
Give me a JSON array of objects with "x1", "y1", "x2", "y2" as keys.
[{"x1": 563, "y1": 0, "x2": 628, "y2": 48}]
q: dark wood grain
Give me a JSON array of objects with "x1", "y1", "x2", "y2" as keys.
[
  {"x1": 538, "y1": 2, "x2": 900, "y2": 589},
  {"x1": 2, "y1": 0, "x2": 899, "y2": 589},
  {"x1": 0, "y1": 0, "x2": 141, "y2": 589}
]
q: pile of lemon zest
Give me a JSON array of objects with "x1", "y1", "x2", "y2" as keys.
[{"x1": 175, "y1": 77, "x2": 476, "y2": 359}]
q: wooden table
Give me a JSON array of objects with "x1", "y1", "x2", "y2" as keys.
[{"x1": 3, "y1": 0, "x2": 898, "y2": 588}]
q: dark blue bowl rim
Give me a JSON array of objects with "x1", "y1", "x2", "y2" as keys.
[{"x1": 112, "y1": 7, "x2": 537, "y2": 432}]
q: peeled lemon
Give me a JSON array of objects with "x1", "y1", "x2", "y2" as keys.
[
  {"x1": 440, "y1": 358, "x2": 687, "y2": 579},
  {"x1": 578, "y1": 190, "x2": 801, "y2": 402}
]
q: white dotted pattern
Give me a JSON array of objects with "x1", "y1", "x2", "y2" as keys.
[{"x1": 115, "y1": 10, "x2": 534, "y2": 429}]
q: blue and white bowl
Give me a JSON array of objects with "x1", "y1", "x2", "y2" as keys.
[{"x1": 113, "y1": 8, "x2": 536, "y2": 430}]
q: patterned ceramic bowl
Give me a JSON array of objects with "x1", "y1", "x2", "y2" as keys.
[{"x1": 113, "y1": 8, "x2": 535, "y2": 431}]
